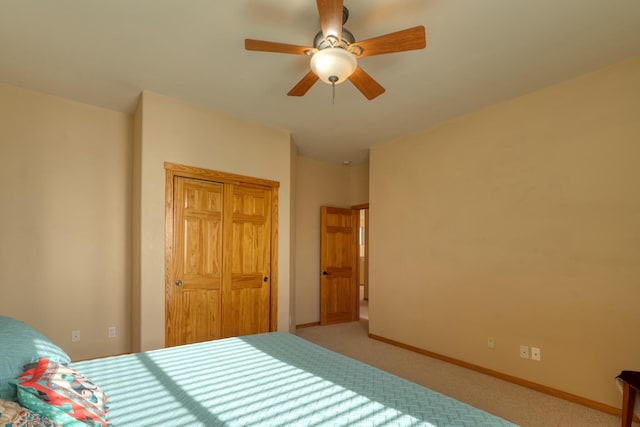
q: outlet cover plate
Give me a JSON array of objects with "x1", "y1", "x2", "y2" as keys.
[
  {"x1": 531, "y1": 347, "x2": 541, "y2": 361},
  {"x1": 520, "y1": 345, "x2": 529, "y2": 359}
]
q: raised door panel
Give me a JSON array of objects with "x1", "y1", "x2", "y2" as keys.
[
  {"x1": 222, "y1": 185, "x2": 272, "y2": 337},
  {"x1": 176, "y1": 289, "x2": 221, "y2": 344},
  {"x1": 167, "y1": 177, "x2": 223, "y2": 346}
]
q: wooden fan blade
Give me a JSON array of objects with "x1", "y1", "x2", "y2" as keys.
[
  {"x1": 288, "y1": 71, "x2": 320, "y2": 96},
  {"x1": 245, "y1": 39, "x2": 311, "y2": 55},
  {"x1": 348, "y1": 66, "x2": 385, "y2": 100},
  {"x1": 351, "y1": 26, "x2": 426, "y2": 58},
  {"x1": 317, "y1": 0, "x2": 343, "y2": 42}
]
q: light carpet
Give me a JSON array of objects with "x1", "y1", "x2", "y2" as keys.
[{"x1": 296, "y1": 319, "x2": 635, "y2": 427}]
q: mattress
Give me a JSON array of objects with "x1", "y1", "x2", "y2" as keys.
[{"x1": 71, "y1": 332, "x2": 518, "y2": 426}]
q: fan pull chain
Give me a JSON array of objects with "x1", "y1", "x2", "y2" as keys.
[{"x1": 329, "y1": 76, "x2": 338, "y2": 104}]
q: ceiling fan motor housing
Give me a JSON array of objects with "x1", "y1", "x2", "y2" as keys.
[
  {"x1": 313, "y1": 27, "x2": 355, "y2": 50},
  {"x1": 313, "y1": 6, "x2": 354, "y2": 50}
]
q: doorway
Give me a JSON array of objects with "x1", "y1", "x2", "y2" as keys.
[
  {"x1": 317, "y1": 204, "x2": 369, "y2": 326},
  {"x1": 353, "y1": 204, "x2": 369, "y2": 321}
]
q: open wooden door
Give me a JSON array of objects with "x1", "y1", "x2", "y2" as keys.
[{"x1": 320, "y1": 206, "x2": 359, "y2": 325}]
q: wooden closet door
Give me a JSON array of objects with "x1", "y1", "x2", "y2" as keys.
[
  {"x1": 165, "y1": 162, "x2": 279, "y2": 347},
  {"x1": 222, "y1": 184, "x2": 272, "y2": 337},
  {"x1": 166, "y1": 177, "x2": 223, "y2": 347}
]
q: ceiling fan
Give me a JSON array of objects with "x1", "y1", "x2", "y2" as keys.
[{"x1": 244, "y1": 0, "x2": 427, "y2": 100}]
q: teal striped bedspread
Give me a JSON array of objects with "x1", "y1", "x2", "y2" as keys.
[{"x1": 71, "y1": 332, "x2": 517, "y2": 426}]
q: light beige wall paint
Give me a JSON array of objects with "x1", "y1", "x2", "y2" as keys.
[
  {"x1": 350, "y1": 160, "x2": 369, "y2": 206},
  {"x1": 130, "y1": 97, "x2": 142, "y2": 352},
  {"x1": 0, "y1": 83, "x2": 132, "y2": 361},
  {"x1": 135, "y1": 91, "x2": 293, "y2": 351},
  {"x1": 369, "y1": 56, "x2": 640, "y2": 408},
  {"x1": 289, "y1": 141, "x2": 298, "y2": 330},
  {"x1": 294, "y1": 157, "x2": 351, "y2": 325}
]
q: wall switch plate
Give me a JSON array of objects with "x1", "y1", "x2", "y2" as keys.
[
  {"x1": 71, "y1": 330, "x2": 80, "y2": 342},
  {"x1": 108, "y1": 327, "x2": 116, "y2": 338},
  {"x1": 487, "y1": 337, "x2": 495, "y2": 349},
  {"x1": 520, "y1": 345, "x2": 529, "y2": 359},
  {"x1": 531, "y1": 347, "x2": 541, "y2": 361}
]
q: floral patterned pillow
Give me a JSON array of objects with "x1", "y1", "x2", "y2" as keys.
[
  {"x1": 0, "y1": 397, "x2": 60, "y2": 426},
  {"x1": 11, "y1": 359, "x2": 107, "y2": 427}
]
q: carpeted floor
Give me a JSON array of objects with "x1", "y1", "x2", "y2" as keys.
[{"x1": 296, "y1": 319, "x2": 635, "y2": 427}]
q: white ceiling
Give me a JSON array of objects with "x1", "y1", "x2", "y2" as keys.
[{"x1": 1, "y1": 0, "x2": 639, "y2": 163}]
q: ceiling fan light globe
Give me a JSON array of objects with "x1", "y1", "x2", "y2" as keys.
[{"x1": 310, "y1": 48, "x2": 357, "y2": 85}]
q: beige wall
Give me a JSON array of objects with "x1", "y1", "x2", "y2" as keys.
[
  {"x1": 289, "y1": 143, "x2": 298, "y2": 329},
  {"x1": 369, "y1": 56, "x2": 640, "y2": 408},
  {"x1": 131, "y1": 97, "x2": 143, "y2": 353},
  {"x1": 0, "y1": 83, "x2": 132, "y2": 361},
  {"x1": 350, "y1": 160, "x2": 370, "y2": 206},
  {"x1": 133, "y1": 91, "x2": 294, "y2": 351},
  {"x1": 295, "y1": 157, "x2": 368, "y2": 325}
]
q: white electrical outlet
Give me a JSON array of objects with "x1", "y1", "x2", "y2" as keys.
[
  {"x1": 108, "y1": 327, "x2": 116, "y2": 338},
  {"x1": 487, "y1": 337, "x2": 495, "y2": 349},
  {"x1": 520, "y1": 345, "x2": 529, "y2": 359},
  {"x1": 71, "y1": 330, "x2": 81, "y2": 342},
  {"x1": 531, "y1": 347, "x2": 541, "y2": 361}
]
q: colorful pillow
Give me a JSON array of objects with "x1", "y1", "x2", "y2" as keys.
[
  {"x1": 15, "y1": 390, "x2": 88, "y2": 427},
  {"x1": 12, "y1": 359, "x2": 107, "y2": 427},
  {"x1": 0, "y1": 397, "x2": 61, "y2": 426},
  {"x1": 0, "y1": 316, "x2": 71, "y2": 402}
]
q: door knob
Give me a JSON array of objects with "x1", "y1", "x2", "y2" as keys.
[
  {"x1": 263, "y1": 277, "x2": 269, "y2": 282},
  {"x1": 322, "y1": 271, "x2": 329, "y2": 276},
  {"x1": 176, "y1": 279, "x2": 183, "y2": 286}
]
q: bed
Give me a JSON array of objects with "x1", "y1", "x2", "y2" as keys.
[{"x1": 1, "y1": 316, "x2": 518, "y2": 426}]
